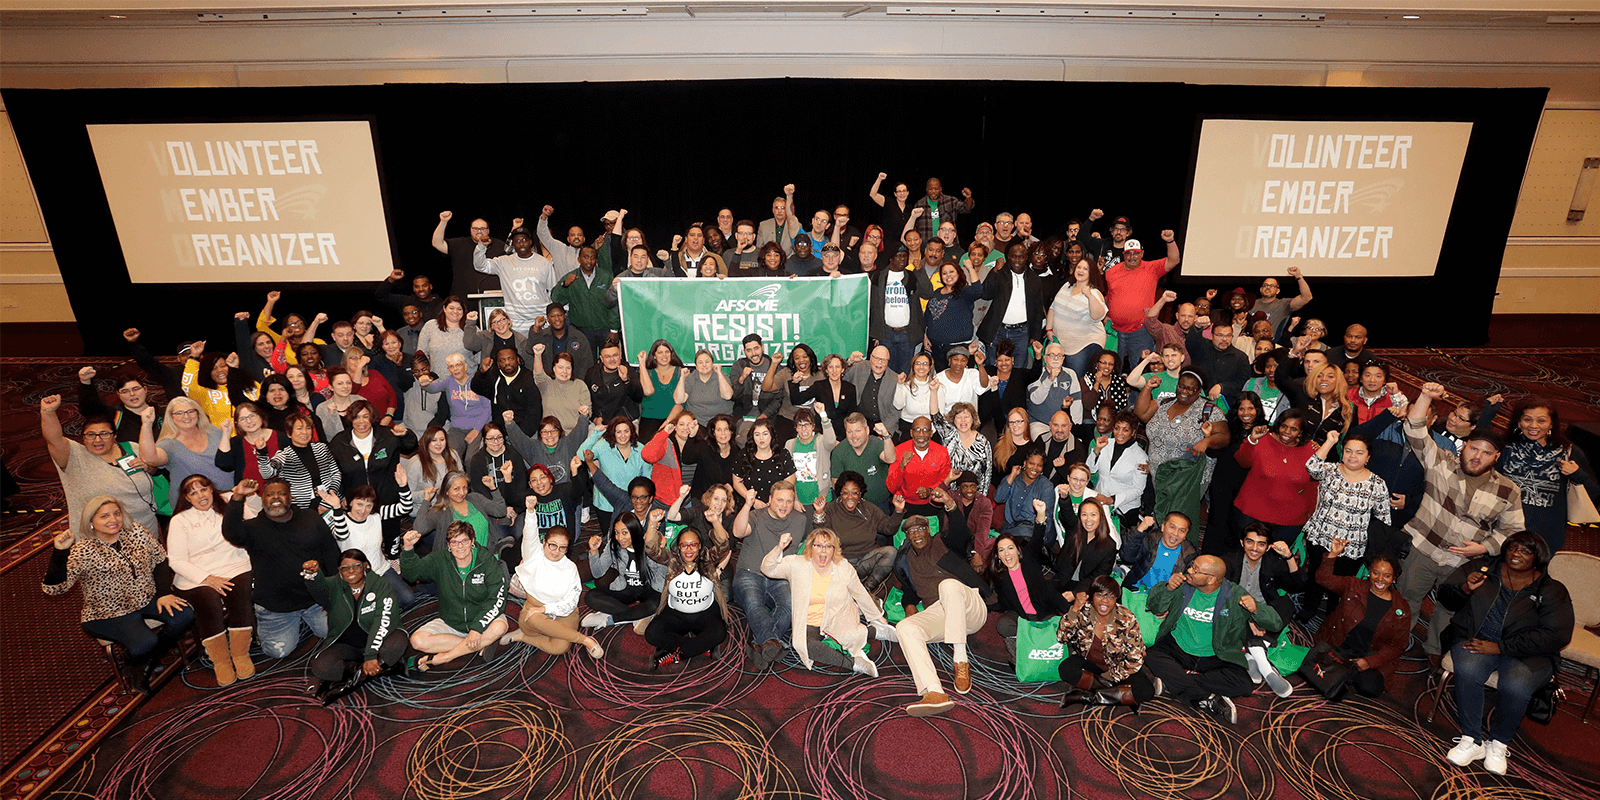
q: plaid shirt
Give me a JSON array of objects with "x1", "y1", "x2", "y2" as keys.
[
  {"x1": 1401, "y1": 418, "x2": 1523, "y2": 568},
  {"x1": 911, "y1": 193, "x2": 975, "y2": 242}
]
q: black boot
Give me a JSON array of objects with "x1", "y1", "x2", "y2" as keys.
[
  {"x1": 120, "y1": 655, "x2": 153, "y2": 697},
  {"x1": 1060, "y1": 689, "x2": 1093, "y2": 708},
  {"x1": 1087, "y1": 685, "x2": 1140, "y2": 713}
]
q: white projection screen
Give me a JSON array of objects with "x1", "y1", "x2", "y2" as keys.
[
  {"x1": 1184, "y1": 119, "x2": 1473, "y2": 278},
  {"x1": 86, "y1": 121, "x2": 393, "y2": 283}
]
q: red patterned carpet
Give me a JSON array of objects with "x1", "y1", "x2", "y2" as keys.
[{"x1": 3, "y1": 352, "x2": 1599, "y2": 800}]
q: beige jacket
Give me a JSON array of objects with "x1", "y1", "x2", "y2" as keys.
[{"x1": 761, "y1": 546, "x2": 886, "y2": 669}]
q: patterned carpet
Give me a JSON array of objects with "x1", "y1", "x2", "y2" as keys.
[{"x1": 3, "y1": 351, "x2": 1599, "y2": 800}]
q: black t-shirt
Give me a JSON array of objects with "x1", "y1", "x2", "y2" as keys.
[
  {"x1": 1340, "y1": 590, "x2": 1392, "y2": 656},
  {"x1": 447, "y1": 236, "x2": 508, "y2": 298}
]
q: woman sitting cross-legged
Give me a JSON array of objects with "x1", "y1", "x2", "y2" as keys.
[
  {"x1": 502, "y1": 523, "x2": 605, "y2": 658},
  {"x1": 300, "y1": 549, "x2": 410, "y2": 703},
  {"x1": 581, "y1": 511, "x2": 669, "y2": 629},
  {"x1": 761, "y1": 527, "x2": 894, "y2": 676},
  {"x1": 638, "y1": 509, "x2": 733, "y2": 670},
  {"x1": 1308, "y1": 537, "x2": 1411, "y2": 699},
  {"x1": 1056, "y1": 574, "x2": 1157, "y2": 711},
  {"x1": 399, "y1": 521, "x2": 513, "y2": 670}
]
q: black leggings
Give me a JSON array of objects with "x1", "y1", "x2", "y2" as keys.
[
  {"x1": 309, "y1": 629, "x2": 409, "y2": 681},
  {"x1": 586, "y1": 584, "x2": 661, "y2": 623},
  {"x1": 176, "y1": 570, "x2": 255, "y2": 638},
  {"x1": 1058, "y1": 655, "x2": 1157, "y2": 703},
  {"x1": 81, "y1": 598, "x2": 195, "y2": 660},
  {"x1": 644, "y1": 604, "x2": 727, "y2": 659}
]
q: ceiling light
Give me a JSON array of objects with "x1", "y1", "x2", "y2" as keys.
[{"x1": 1402, "y1": 15, "x2": 1420, "y2": 19}]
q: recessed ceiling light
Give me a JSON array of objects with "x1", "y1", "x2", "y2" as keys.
[
  {"x1": 1402, "y1": 15, "x2": 1420, "y2": 19},
  {"x1": 107, "y1": 14, "x2": 127, "y2": 18}
]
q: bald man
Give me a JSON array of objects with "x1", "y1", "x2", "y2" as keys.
[
  {"x1": 1144, "y1": 552, "x2": 1284, "y2": 724},
  {"x1": 1327, "y1": 323, "x2": 1375, "y2": 370},
  {"x1": 845, "y1": 346, "x2": 901, "y2": 439}
]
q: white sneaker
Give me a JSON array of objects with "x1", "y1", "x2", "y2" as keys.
[
  {"x1": 1152, "y1": 677, "x2": 1165, "y2": 697},
  {"x1": 1447, "y1": 736, "x2": 1486, "y2": 767},
  {"x1": 581, "y1": 507, "x2": 592, "y2": 524},
  {"x1": 1248, "y1": 649, "x2": 1292, "y2": 698},
  {"x1": 581, "y1": 611, "x2": 612, "y2": 629},
  {"x1": 852, "y1": 652, "x2": 879, "y2": 677},
  {"x1": 872, "y1": 621, "x2": 899, "y2": 642},
  {"x1": 1245, "y1": 651, "x2": 1264, "y2": 684},
  {"x1": 1483, "y1": 740, "x2": 1509, "y2": 775}
]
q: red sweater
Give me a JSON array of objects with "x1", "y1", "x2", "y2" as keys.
[
  {"x1": 1233, "y1": 435, "x2": 1319, "y2": 525},
  {"x1": 641, "y1": 429, "x2": 684, "y2": 502},
  {"x1": 887, "y1": 441, "x2": 951, "y2": 499}
]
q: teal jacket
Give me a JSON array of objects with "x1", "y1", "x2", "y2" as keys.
[
  {"x1": 400, "y1": 545, "x2": 506, "y2": 633},
  {"x1": 1148, "y1": 579, "x2": 1283, "y2": 668},
  {"x1": 305, "y1": 571, "x2": 400, "y2": 660}
]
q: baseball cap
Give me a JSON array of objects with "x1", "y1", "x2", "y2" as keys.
[{"x1": 1123, "y1": 239, "x2": 1144, "y2": 254}]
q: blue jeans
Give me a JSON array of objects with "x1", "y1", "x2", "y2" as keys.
[
  {"x1": 990, "y1": 323, "x2": 1032, "y2": 369},
  {"x1": 879, "y1": 329, "x2": 914, "y2": 376},
  {"x1": 731, "y1": 570, "x2": 791, "y2": 647},
  {"x1": 1062, "y1": 343, "x2": 1102, "y2": 384},
  {"x1": 255, "y1": 604, "x2": 328, "y2": 658},
  {"x1": 1116, "y1": 327, "x2": 1155, "y2": 369},
  {"x1": 1452, "y1": 643, "x2": 1554, "y2": 743}
]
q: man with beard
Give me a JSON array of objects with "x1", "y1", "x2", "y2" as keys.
[
  {"x1": 757, "y1": 184, "x2": 802, "y2": 256},
  {"x1": 377, "y1": 269, "x2": 445, "y2": 322},
  {"x1": 224, "y1": 478, "x2": 341, "y2": 658},
  {"x1": 1397, "y1": 382, "x2": 1525, "y2": 668},
  {"x1": 431, "y1": 210, "x2": 507, "y2": 297},
  {"x1": 537, "y1": 204, "x2": 589, "y2": 279},
  {"x1": 909, "y1": 177, "x2": 975, "y2": 243},
  {"x1": 474, "y1": 227, "x2": 556, "y2": 332},
  {"x1": 551, "y1": 245, "x2": 618, "y2": 350}
]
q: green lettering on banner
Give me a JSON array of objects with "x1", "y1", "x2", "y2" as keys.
[{"x1": 617, "y1": 276, "x2": 871, "y2": 366}]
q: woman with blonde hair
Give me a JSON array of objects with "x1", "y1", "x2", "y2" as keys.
[
  {"x1": 43, "y1": 495, "x2": 194, "y2": 695},
  {"x1": 136, "y1": 397, "x2": 232, "y2": 514},
  {"x1": 1304, "y1": 363, "x2": 1354, "y2": 443},
  {"x1": 761, "y1": 527, "x2": 892, "y2": 676}
]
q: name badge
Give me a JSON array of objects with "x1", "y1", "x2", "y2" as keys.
[{"x1": 471, "y1": 574, "x2": 485, "y2": 585}]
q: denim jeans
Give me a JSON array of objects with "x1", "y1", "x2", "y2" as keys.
[
  {"x1": 80, "y1": 599, "x2": 196, "y2": 657},
  {"x1": 1452, "y1": 643, "x2": 1554, "y2": 743},
  {"x1": 990, "y1": 323, "x2": 1032, "y2": 369},
  {"x1": 879, "y1": 329, "x2": 914, "y2": 376},
  {"x1": 255, "y1": 604, "x2": 328, "y2": 658},
  {"x1": 1062, "y1": 343, "x2": 1102, "y2": 385},
  {"x1": 1116, "y1": 326, "x2": 1156, "y2": 369},
  {"x1": 731, "y1": 570, "x2": 791, "y2": 647}
]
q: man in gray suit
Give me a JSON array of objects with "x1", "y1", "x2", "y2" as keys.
[
  {"x1": 756, "y1": 183, "x2": 801, "y2": 257},
  {"x1": 845, "y1": 345, "x2": 902, "y2": 440}
]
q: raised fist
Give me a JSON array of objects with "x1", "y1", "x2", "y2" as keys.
[
  {"x1": 53, "y1": 531, "x2": 75, "y2": 550},
  {"x1": 777, "y1": 532, "x2": 792, "y2": 550},
  {"x1": 123, "y1": 328, "x2": 141, "y2": 342},
  {"x1": 389, "y1": 269, "x2": 405, "y2": 282},
  {"x1": 876, "y1": 172, "x2": 888, "y2": 181},
  {"x1": 402, "y1": 530, "x2": 422, "y2": 549},
  {"x1": 439, "y1": 210, "x2": 453, "y2": 221},
  {"x1": 542, "y1": 205, "x2": 555, "y2": 219},
  {"x1": 1161, "y1": 290, "x2": 1178, "y2": 303},
  {"x1": 78, "y1": 366, "x2": 97, "y2": 384},
  {"x1": 1160, "y1": 230, "x2": 1175, "y2": 243}
]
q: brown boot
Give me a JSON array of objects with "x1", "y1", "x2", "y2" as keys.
[
  {"x1": 228, "y1": 627, "x2": 256, "y2": 681},
  {"x1": 907, "y1": 691, "x2": 955, "y2": 717},
  {"x1": 203, "y1": 633, "x2": 236, "y2": 687},
  {"x1": 953, "y1": 662, "x2": 972, "y2": 695}
]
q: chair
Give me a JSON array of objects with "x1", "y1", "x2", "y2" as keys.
[
  {"x1": 95, "y1": 618, "x2": 164, "y2": 694},
  {"x1": 1547, "y1": 551, "x2": 1600, "y2": 723}
]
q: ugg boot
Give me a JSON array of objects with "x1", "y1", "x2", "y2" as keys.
[
  {"x1": 203, "y1": 633, "x2": 236, "y2": 686},
  {"x1": 228, "y1": 627, "x2": 257, "y2": 681}
]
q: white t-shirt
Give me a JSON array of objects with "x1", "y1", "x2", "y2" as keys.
[
  {"x1": 1002, "y1": 271, "x2": 1029, "y2": 325},
  {"x1": 668, "y1": 570, "x2": 716, "y2": 613},
  {"x1": 935, "y1": 368, "x2": 990, "y2": 415},
  {"x1": 883, "y1": 272, "x2": 912, "y2": 329}
]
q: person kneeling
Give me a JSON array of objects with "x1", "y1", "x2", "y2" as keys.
[
  {"x1": 639, "y1": 515, "x2": 733, "y2": 669},
  {"x1": 1143, "y1": 555, "x2": 1284, "y2": 724},
  {"x1": 504, "y1": 521, "x2": 604, "y2": 659},
  {"x1": 1057, "y1": 575, "x2": 1157, "y2": 712},
  {"x1": 301, "y1": 550, "x2": 409, "y2": 703},
  {"x1": 400, "y1": 522, "x2": 512, "y2": 670},
  {"x1": 762, "y1": 528, "x2": 894, "y2": 677}
]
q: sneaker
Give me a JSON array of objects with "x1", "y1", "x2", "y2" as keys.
[
  {"x1": 1193, "y1": 694, "x2": 1237, "y2": 724},
  {"x1": 581, "y1": 611, "x2": 612, "y2": 629},
  {"x1": 748, "y1": 642, "x2": 771, "y2": 671},
  {"x1": 1245, "y1": 652, "x2": 1264, "y2": 684},
  {"x1": 762, "y1": 639, "x2": 787, "y2": 668},
  {"x1": 653, "y1": 650, "x2": 680, "y2": 670},
  {"x1": 1152, "y1": 677, "x2": 1165, "y2": 697},
  {"x1": 1483, "y1": 740, "x2": 1509, "y2": 775},
  {"x1": 1253, "y1": 655, "x2": 1293, "y2": 698},
  {"x1": 581, "y1": 507, "x2": 592, "y2": 524},
  {"x1": 953, "y1": 661, "x2": 972, "y2": 695},
  {"x1": 906, "y1": 691, "x2": 955, "y2": 717},
  {"x1": 851, "y1": 652, "x2": 878, "y2": 678},
  {"x1": 633, "y1": 615, "x2": 653, "y2": 635},
  {"x1": 871, "y1": 621, "x2": 899, "y2": 642},
  {"x1": 1446, "y1": 736, "x2": 1486, "y2": 767}
]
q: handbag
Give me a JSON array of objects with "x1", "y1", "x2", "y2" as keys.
[
  {"x1": 1297, "y1": 642, "x2": 1355, "y2": 701},
  {"x1": 1526, "y1": 678, "x2": 1565, "y2": 724},
  {"x1": 1568, "y1": 482, "x2": 1600, "y2": 525},
  {"x1": 1014, "y1": 616, "x2": 1068, "y2": 682}
]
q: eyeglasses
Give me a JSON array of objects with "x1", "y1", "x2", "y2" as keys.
[
  {"x1": 172, "y1": 409, "x2": 199, "y2": 418},
  {"x1": 83, "y1": 431, "x2": 116, "y2": 440},
  {"x1": 447, "y1": 538, "x2": 473, "y2": 548},
  {"x1": 1007, "y1": 419, "x2": 1028, "y2": 426},
  {"x1": 540, "y1": 428, "x2": 560, "y2": 435},
  {"x1": 484, "y1": 435, "x2": 505, "y2": 442},
  {"x1": 545, "y1": 542, "x2": 569, "y2": 552},
  {"x1": 337, "y1": 564, "x2": 365, "y2": 573},
  {"x1": 811, "y1": 544, "x2": 836, "y2": 552}
]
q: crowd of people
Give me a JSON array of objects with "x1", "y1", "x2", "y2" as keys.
[{"x1": 40, "y1": 174, "x2": 1595, "y2": 777}]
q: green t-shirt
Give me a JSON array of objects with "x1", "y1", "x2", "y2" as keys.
[
  {"x1": 792, "y1": 439, "x2": 820, "y2": 506},
  {"x1": 830, "y1": 437, "x2": 891, "y2": 505},
  {"x1": 1173, "y1": 588, "x2": 1219, "y2": 657},
  {"x1": 642, "y1": 368, "x2": 681, "y2": 419},
  {"x1": 454, "y1": 505, "x2": 490, "y2": 547}
]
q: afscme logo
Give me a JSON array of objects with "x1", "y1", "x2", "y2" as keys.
[{"x1": 747, "y1": 284, "x2": 781, "y2": 300}]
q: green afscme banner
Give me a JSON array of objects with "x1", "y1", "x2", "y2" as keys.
[{"x1": 617, "y1": 275, "x2": 870, "y2": 365}]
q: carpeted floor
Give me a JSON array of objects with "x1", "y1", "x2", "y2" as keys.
[{"x1": 4, "y1": 351, "x2": 1600, "y2": 800}]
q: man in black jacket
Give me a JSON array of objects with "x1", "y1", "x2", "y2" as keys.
[
  {"x1": 895, "y1": 486, "x2": 984, "y2": 718},
  {"x1": 1223, "y1": 522, "x2": 1304, "y2": 696},
  {"x1": 471, "y1": 346, "x2": 543, "y2": 437},
  {"x1": 1189, "y1": 324, "x2": 1254, "y2": 408},
  {"x1": 868, "y1": 250, "x2": 925, "y2": 375},
  {"x1": 979, "y1": 243, "x2": 1044, "y2": 369},
  {"x1": 223, "y1": 478, "x2": 340, "y2": 659}
]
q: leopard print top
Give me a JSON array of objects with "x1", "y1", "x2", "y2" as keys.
[{"x1": 42, "y1": 522, "x2": 168, "y2": 623}]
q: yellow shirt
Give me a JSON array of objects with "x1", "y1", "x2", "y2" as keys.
[{"x1": 805, "y1": 567, "x2": 834, "y2": 627}]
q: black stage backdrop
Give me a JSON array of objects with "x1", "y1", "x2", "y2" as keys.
[{"x1": 7, "y1": 80, "x2": 1545, "y2": 355}]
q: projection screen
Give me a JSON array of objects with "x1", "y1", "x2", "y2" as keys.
[
  {"x1": 85, "y1": 120, "x2": 393, "y2": 283},
  {"x1": 1183, "y1": 119, "x2": 1473, "y2": 278}
]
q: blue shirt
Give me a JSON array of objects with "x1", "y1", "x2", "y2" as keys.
[{"x1": 1139, "y1": 543, "x2": 1184, "y2": 590}]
